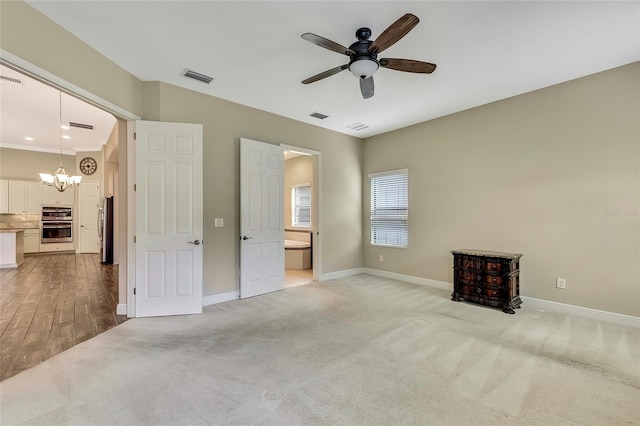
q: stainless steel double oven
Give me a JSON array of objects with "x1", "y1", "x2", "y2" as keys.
[{"x1": 41, "y1": 206, "x2": 73, "y2": 243}]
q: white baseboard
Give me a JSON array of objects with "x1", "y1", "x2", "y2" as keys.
[
  {"x1": 521, "y1": 296, "x2": 640, "y2": 328},
  {"x1": 362, "y1": 268, "x2": 638, "y2": 328},
  {"x1": 116, "y1": 304, "x2": 127, "y2": 315},
  {"x1": 117, "y1": 292, "x2": 239, "y2": 314},
  {"x1": 203, "y1": 290, "x2": 239, "y2": 306},
  {"x1": 364, "y1": 268, "x2": 452, "y2": 291},
  {"x1": 319, "y1": 268, "x2": 365, "y2": 281}
]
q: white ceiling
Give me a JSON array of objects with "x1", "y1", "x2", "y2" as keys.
[
  {"x1": 0, "y1": 64, "x2": 116, "y2": 154},
  {"x1": 16, "y1": 1, "x2": 640, "y2": 140}
]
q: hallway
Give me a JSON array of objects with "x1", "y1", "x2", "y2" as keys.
[{"x1": 0, "y1": 253, "x2": 125, "y2": 381}]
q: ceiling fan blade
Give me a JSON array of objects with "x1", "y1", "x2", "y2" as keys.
[
  {"x1": 369, "y1": 13, "x2": 419, "y2": 54},
  {"x1": 301, "y1": 64, "x2": 349, "y2": 84},
  {"x1": 380, "y1": 58, "x2": 437, "y2": 74},
  {"x1": 360, "y1": 76, "x2": 374, "y2": 99},
  {"x1": 301, "y1": 33, "x2": 355, "y2": 56}
]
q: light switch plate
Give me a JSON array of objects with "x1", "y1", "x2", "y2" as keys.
[{"x1": 214, "y1": 218, "x2": 223, "y2": 227}]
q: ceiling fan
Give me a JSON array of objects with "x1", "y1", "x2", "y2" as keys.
[{"x1": 301, "y1": 13, "x2": 437, "y2": 99}]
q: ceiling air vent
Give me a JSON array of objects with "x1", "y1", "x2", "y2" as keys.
[
  {"x1": 346, "y1": 122, "x2": 369, "y2": 131},
  {"x1": 309, "y1": 112, "x2": 329, "y2": 120},
  {"x1": 182, "y1": 69, "x2": 214, "y2": 84},
  {"x1": 69, "y1": 122, "x2": 94, "y2": 130},
  {"x1": 1, "y1": 75, "x2": 23, "y2": 85}
]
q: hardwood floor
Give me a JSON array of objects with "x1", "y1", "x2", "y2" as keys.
[{"x1": 0, "y1": 253, "x2": 127, "y2": 381}]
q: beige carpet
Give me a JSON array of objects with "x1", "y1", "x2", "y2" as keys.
[{"x1": 1, "y1": 274, "x2": 638, "y2": 425}]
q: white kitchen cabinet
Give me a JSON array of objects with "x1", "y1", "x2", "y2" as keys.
[
  {"x1": 59, "y1": 186, "x2": 75, "y2": 205},
  {"x1": 25, "y1": 182, "x2": 41, "y2": 212},
  {"x1": 41, "y1": 185, "x2": 59, "y2": 205},
  {"x1": 41, "y1": 184, "x2": 75, "y2": 206},
  {"x1": 8, "y1": 181, "x2": 41, "y2": 214},
  {"x1": 0, "y1": 180, "x2": 8, "y2": 214},
  {"x1": 23, "y1": 229, "x2": 40, "y2": 253}
]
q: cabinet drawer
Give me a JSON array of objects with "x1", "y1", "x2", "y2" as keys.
[
  {"x1": 454, "y1": 255, "x2": 477, "y2": 269},
  {"x1": 484, "y1": 288, "x2": 504, "y2": 298},
  {"x1": 457, "y1": 270, "x2": 476, "y2": 281},
  {"x1": 459, "y1": 284, "x2": 477, "y2": 295},
  {"x1": 484, "y1": 261, "x2": 504, "y2": 272},
  {"x1": 460, "y1": 257, "x2": 476, "y2": 268},
  {"x1": 484, "y1": 275, "x2": 505, "y2": 285}
]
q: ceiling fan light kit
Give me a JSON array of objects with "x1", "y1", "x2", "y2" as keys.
[
  {"x1": 349, "y1": 58, "x2": 379, "y2": 80},
  {"x1": 301, "y1": 13, "x2": 437, "y2": 99}
]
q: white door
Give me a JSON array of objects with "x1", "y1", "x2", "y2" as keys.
[
  {"x1": 78, "y1": 180, "x2": 100, "y2": 253},
  {"x1": 135, "y1": 120, "x2": 203, "y2": 317},
  {"x1": 240, "y1": 138, "x2": 284, "y2": 298}
]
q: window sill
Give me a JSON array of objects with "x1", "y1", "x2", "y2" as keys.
[{"x1": 370, "y1": 243, "x2": 408, "y2": 249}]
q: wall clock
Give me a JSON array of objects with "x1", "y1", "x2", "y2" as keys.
[{"x1": 79, "y1": 157, "x2": 98, "y2": 175}]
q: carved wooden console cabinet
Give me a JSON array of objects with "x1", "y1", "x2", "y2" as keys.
[{"x1": 451, "y1": 249, "x2": 523, "y2": 314}]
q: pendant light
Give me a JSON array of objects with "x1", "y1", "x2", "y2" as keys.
[{"x1": 39, "y1": 92, "x2": 82, "y2": 191}]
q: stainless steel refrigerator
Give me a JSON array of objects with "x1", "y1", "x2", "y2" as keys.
[{"x1": 98, "y1": 196, "x2": 114, "y2": 264}]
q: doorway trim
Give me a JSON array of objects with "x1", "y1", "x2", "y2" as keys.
[{"x1": 280, "y1": 144, "x2": 322, "y2": 282}]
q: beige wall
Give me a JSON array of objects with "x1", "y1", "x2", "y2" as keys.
[
  {"x1": 284, "y1": 155, "x2": 314, "y2": 229},
  {"x1": 143, "y1": 82, "x2": 362, "y2": 295},
  {"x1": 363, "y1": 62, "x2": 640, "y2": 316},
  {"x1": 0, "y1": 148, "x2": 77, "y2": 179}
]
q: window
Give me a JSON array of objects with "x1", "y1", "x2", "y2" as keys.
[
  {"x1": 292, "y1": 184, "x2": 312, "y2": 227},
  {"x1": 370, "y1": 169, "x2": 408, "y2": 247}
]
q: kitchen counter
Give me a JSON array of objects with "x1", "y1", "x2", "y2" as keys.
[
  {"x1": 0, "y1": 225, "x2": 40, "y2": 230},
  {"x1": 0, "y1": 229, "x2": 24, "y2": 268}
]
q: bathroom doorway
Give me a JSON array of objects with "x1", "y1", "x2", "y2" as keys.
[{"x1": 282, "y1": 145, "x2": 320, "y2": 287}]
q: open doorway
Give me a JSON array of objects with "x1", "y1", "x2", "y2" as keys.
[
  {"x1": 0, "y1": 62, "x2": 129, "y2": 379},
  {"x1": 282, "y1": 145, "x2": 320, "y2": 288}
]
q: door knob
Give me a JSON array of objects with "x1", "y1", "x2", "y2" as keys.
[
  {"x1": 241, "y1": 236, "x2": 253, "y2": 241},
  {"x1": 187, "y1": 240, "x2": 201, "y2": 246}
]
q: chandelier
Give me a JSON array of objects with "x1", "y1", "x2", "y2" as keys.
[{"x1": 39, "y1": 92, "x2": 82, "y2": 192}]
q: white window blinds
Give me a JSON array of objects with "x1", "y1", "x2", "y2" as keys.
[
  {"x1": 292, "y1": 184, "x2": 312, "y2": 227},
  {"x1": 370, "y1": 169, "x2": 408, "y2": 247}
]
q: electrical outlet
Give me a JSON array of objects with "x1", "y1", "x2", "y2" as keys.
[
  {"x1": 214, "y1": 218, "x2": 223, "y2": 227},
  {"x1": 379, "y1": 255, "x2": 384, "y2": 262},
  {"x1": 556, "y1": 278, "x2": 566, "y2": 289}
]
